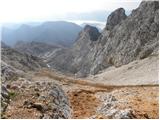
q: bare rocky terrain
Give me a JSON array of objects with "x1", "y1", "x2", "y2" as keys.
[
  {"x1": 1, "y1": 67, "x2": 159, "y2": 119},
  {"x1": 1, "y1": 0, "x2": 159, "y2": 119},
  {"x1": 88, "y1": 54, "x2": 158, "y2": 86}
]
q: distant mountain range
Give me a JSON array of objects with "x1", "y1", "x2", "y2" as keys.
[{"x1": 2, "y1": 21, "x2": 82, "y2": 47}]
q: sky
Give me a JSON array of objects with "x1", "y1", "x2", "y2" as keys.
[{"x1": 0, "y1": 0, "x2": 142, "y2": 24}]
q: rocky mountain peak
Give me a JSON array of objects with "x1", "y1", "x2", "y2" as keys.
[
  {"x1": 139, "y1": 1, "x2": 159, "y2": 10},
  {"x1": 106, "y1": 8, "x2": 127, "y2": 30},
  {"x1": 83, "y1": 25, "x2": 101, "y2": 41}
]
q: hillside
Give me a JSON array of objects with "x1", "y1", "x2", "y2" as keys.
[
  {"x1": 1, "y1": 42, "x2": 46, "y2": 72},
  {"x1": 14, "y1": 41, "x2": 61, "y2": 57}
]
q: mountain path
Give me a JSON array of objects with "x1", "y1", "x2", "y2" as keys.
[{"x1": 3, "y1": 68, "x2": 159, "y2": 119}]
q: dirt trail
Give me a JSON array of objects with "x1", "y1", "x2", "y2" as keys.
[
  {"x1": 3, "y1": 68, "x2": 159, "y2": 119},
  {"x1": 33, "y1": 68, "x2": 158, "y2": 89},
  {"x1": 31, "y1": 69, "x2": 159, "y2": 119}
]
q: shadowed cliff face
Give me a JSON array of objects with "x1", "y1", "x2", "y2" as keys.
[{"x1": 83, "y1": 25, "x2": 101, "y2": 41}]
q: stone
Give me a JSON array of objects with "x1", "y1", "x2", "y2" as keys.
[
  {"x1": 1, "y1": 85, "x2": 10, "y2": 113},
  {"x1": 105, "y1": 8, "x2": 127, "y2": 30},
  {"x1": 113, "y1": 109, "x2": 136, "y2": 119},
  {"x1": 97, "y1": 94, "x2": 136, "y2": 119}
]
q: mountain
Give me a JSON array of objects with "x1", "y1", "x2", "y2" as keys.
[
  {"x1": 2, "y1": 21, "x2": 82, "y2": 47},
  {"x1": 45, "y1": 25, "x2": 101, "y2": 74},
  {"x1": 45, "y1": 1, "x2": 159, "y2": 77},
  {"x1": 1, "y1": 42, "x2": 46, "y2": 72},
  {"x1": 1, "y1": 1, "x2": 159, "y2": 119},
  {"x1": 14, "y1": 41, "x2": 61, "y2": 58}
]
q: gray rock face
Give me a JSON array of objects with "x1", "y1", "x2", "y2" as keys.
[
  {"x1": 47, "y1": 1, "x2": 158, "y2": 77},
  {"x1": 1, "y1": 43, "x2": 46, "y2": 72},
  {"x1": 1, "y1": 85, "x2": 10, "y2": 114},
  {"x1": 96, "y1": 94, "x2": 136, "y2": 119},
  {"x1": 47, "y1": 25, "x2": 101, "y2": 77},
  {"x1": 90, "y1": 1, "x2": 159, "y2": 74},
  {"x1": 1, "y1": 61, "x2": 19, "y2": 82},
  {"x1": 44, "y1": 84, "x2": 72, "y2": 119},
  {"x1": 105, "y1": 8, "x2": 127, "y2": 30},
  {"x1": 83, "y1": 25, "x2": 101, "y2": 41}
]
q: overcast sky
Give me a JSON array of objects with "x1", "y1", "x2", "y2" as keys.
[{"x1": 0, "y1": 0, "x2": 142, "y2": 23}]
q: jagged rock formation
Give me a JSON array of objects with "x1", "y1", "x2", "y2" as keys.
[
  {"x1": 46, "y1": 1, "x2": 159, "y2": 77},
  {"x1": 105, "y1": 8, "x2": 127, "y2": 30},
  {"x1": 46, "y1": 25, "x2": 101, "y2": 76},
  {"x1": 82, "y1": 25, "x2": 101, "y2": 41},
  {"x1": 89, "y1": 1, "x2": 159, "y2": 74}
]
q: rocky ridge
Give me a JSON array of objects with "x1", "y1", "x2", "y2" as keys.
[
  {"x1": 1, "y1": 43, "x2": 46, "y2": 72},
  {"x1": 45, "y1": 1, "x2": 159, "y2": 77},
  {"x1": 14, "y1": 41, "x2": 61, "y2": 58}
]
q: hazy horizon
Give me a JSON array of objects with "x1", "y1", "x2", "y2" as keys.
[{"x1": 0, "y1": 0, "x2": 142, "y2": 24}]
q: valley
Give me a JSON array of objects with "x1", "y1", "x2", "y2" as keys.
[{"x1": 1, "y1": 1, "x2": 159, "y2": 119}]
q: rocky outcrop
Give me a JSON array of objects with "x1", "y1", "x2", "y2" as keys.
[
  {"x1": 47, "y1": 25, "x2": 101, "y2": 76},
  {"x1": 105, "y1": 8, "x2": 127, "y2": 30},
  {"x1": 23, "y1": 84, "x2": 72, "y2": 119},
  {"x1": 46, "y1": 1, "x2": 158, "y2": 77},
  {"x1": 1, "y1": 43, "x2": 46, "y2": 72},
  {"x1": 83, "y1": 25, "x2": 101, "y2": 41},
  {"x1": 1, "y1": 85, "x2": 10, "y2": 116},
  {"x1": 1, "y1": 61, "x2": 20, "y2": 82},
  {"x1": 89, "y1": 1, "x2": 159, "y2": 74},
  {"x1": 4, "y1": 81, "x2": 72, "y2": 119},
  {"x1": 42, "y1": 84, "x2": 72, "y2": 119},
  {"x1": 96, "y1": 94, "x2": 136, "y2": 119}
]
